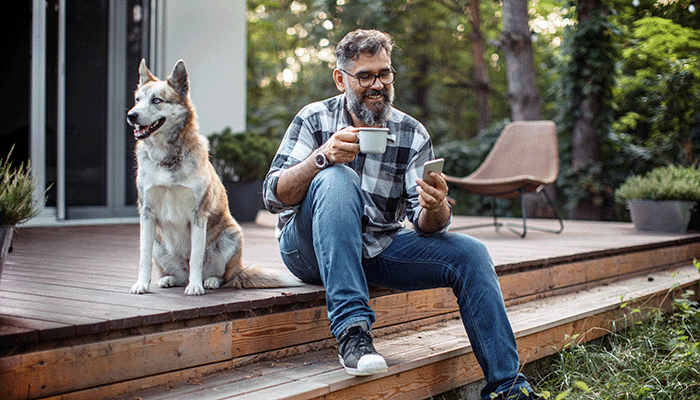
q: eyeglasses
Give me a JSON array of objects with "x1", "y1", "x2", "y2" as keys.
[{"x1": 339, "y1": 67, "x2": 396, "y2": 88}]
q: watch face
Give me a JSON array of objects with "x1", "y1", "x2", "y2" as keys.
[{"x1": 315, "y1": 152, "x2": 326, "y2": 168}]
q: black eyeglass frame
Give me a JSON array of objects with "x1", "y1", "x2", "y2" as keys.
[{"x1": 338, "y1": 67, "x2": 397, "y2": 88}]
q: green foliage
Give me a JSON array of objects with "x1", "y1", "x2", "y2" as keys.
[
  {"x1": 624, "y1": 17, "x2": 700, "y2": 67},
  {"x1": 614, "y1": 164, "x2": 700, "y2": 202},
  {"x1": 0, "y1": 148, "x2": 43, "y2": 226},
  {"x1": 209, "y1": 128, "x2": 279, "y2": 182},
  {"x1": 612, "y1": 16, "x2": 700, "y2": 167},
  {"x1": 246, "y1": 0, "x2": 341, "y2": 141},
  {"x1": 246, "y1": 0, "x2": 514, "y2": 143},
  {"x1": 555, "y1": 2, "x2": 618, "y2": 134},
  {"x1": 532, "y1": 291, "x2": 700, "y2": 399}
]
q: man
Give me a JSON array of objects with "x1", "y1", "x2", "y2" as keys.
[{"x1": 263, "y1": 29, "x2": 541, "y2": 400}]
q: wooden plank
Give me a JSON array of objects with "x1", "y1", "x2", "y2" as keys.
[
  {"x1": 0, "y1": 322, "x2": 233, "y2": 399},
  {"x1": 230, "y1": 288, "x2": 459, "y2": 358},
  {"x1": 0, "y1": 291, "x2": 146, "y2": 329},
  {"x1": 0, "y1": 300, "x2": 109, "y2": 337},
  {"x1": 0, "y1": 314, "x2": 74, "y2": 343},
  {"x1": 498, "y1": 243, "x2": 699, "y2": 301},
  {"x1": 0, "y1": 323, "x2": 38, "y2": 347}
]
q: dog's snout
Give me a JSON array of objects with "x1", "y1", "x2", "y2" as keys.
[{"x1": 127, "y1": 112, "x2": 138, "y2": 124}]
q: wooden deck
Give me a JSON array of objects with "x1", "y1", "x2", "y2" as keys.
[{"x1": 1, "y1": 212, "x2": 699, "y2": 400}]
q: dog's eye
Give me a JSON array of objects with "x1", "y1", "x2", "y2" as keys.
[{"x1": 152, "y1": 98, "x2": 162, "y2": 104}]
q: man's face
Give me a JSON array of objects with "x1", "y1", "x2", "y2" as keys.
[{"x1": 337, "y1": 49, "x2": 395, "y2": 127}]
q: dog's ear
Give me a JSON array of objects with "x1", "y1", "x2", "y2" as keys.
[
  {"x1": 138, "y1": 59, "x2": 157, "y2": 86},
  {"x1": 167, "y1": 60, "x2": 189, "y2": 97}
]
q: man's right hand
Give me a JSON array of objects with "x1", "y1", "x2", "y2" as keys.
[
  {"x1": 321, "y1": 126, "x2": 361, "y2": 164},
  {"x1": 276, "y1": 126, "x2": 362, "y2": 206}
]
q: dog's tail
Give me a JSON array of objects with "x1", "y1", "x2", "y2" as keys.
[{"x1": 225, "y1": 264, "x2": 303, "y2": 289}]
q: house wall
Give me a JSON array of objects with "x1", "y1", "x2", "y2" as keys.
[{"x1": 162, "y1": 1, "x2": 247, "y2": 136}]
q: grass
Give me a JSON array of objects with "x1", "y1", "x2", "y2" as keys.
[
  {"x1": 530, "y1": 288, "x2": 700, "y2": 400},
  {"x1": 431, "y1": 260, "x2": 700, "y2": 400}
]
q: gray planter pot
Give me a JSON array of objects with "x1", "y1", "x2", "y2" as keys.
[
  {"x1": 0, "y1": 225, "x2": 14, "y2": 283},
  {"x1": 627, "y1": 200, "x2": 696, "y2": 233},
  {"x1": 223, "y1": 180, "x2": 264, "y2": 223}
]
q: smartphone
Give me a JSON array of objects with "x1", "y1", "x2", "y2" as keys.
[{"x1": 421, "y1": 158, "x2": 444, "y2": 186}]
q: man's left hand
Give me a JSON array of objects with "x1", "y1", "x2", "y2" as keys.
[{"x1": 416, "y1": 172, "x2": 449, "y2": 211}]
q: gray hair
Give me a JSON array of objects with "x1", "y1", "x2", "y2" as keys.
[{"x1": 335, "y1": 29, "x2": 395, "y2": 70}]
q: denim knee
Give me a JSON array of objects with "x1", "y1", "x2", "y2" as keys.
[
  {"x1": 311, "y1": 164, "x2": 361, "y2": 193},
  {"x1": 309, "y1": 165, "x2": 363, "y2": 210},
  {"x1": 447, "y1": 234, "x2": 498, "y2": 286}
]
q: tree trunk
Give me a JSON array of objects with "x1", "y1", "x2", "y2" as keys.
[
  {"x1": 501, "y1": 0, "x2": 554, "y2": 218},
  {"x1": 500, "y1": 0, "x2": 540, "y2": 121}
]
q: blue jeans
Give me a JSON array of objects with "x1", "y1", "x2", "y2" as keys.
[{"x1": 278, "y1": 165, "x2": 531, "y2": 399}]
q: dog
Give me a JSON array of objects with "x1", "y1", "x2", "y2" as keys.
[{"x1": 127, "y1": 59, "x2": 300, "y2": 295}]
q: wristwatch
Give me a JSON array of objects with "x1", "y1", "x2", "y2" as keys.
[{"x1": 314, "y1": 149, "x2": 332, "y2": 169}]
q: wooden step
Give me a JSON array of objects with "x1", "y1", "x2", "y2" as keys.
[
  {"x1": 103, "y1": 263, "x2": 699, "y2": 400},
  {"x1": 42, "y1": 263, "x2": 700, "y2": 400}
]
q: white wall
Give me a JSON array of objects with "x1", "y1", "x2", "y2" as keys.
[{"x1": 162, "y1": 1, "x2": 246, "y2": 136}]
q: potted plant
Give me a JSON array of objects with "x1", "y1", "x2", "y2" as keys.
[
  {"x1": 209, "y1": 128, "x2": 279, "y2": 222},
  {"x1": 615, "y1": 164, "x2": 700, "y2": 233},
  {"x1": 0, "y1": 149, "x2": 44, "y2": 281}
]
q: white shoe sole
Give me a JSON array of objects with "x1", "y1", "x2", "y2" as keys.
[{"x1": 339, "y1": 354, "x2": 388, "y2": 376}]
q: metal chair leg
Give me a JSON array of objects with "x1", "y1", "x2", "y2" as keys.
[{"x1": 452, "y1": 186, "x2": 564, "y2": 238}]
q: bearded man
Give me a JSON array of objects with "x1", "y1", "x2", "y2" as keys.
[{"x1": 263, "y1": 29, "x2": 542, "y2": 400}]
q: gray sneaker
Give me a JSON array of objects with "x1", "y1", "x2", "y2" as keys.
[{"x1": 337, "y1": 321, "x2": 388, "y2": 376}]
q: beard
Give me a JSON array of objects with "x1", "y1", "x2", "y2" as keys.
[{"x1": 345, "y1": 83, "x2": 394, "y2": 127}]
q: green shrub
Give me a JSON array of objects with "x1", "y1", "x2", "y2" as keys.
[
  {"x1": 615, "y1": 164, "x2": 700, "y2": 202},
  {"x1": 209, "y1": 128, "x2": 279, "y2": 182},
  {"x1": 0, "y1": 149, "x2": 43, "y2": 225}
]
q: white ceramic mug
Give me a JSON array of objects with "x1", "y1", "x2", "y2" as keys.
[{"x1": 357, "y1": 127, "x2": 389, "y2": 154}]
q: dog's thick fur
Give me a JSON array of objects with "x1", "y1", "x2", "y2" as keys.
[{"x1": 127, "y1": 59, "x2": 299, "y2": 295}]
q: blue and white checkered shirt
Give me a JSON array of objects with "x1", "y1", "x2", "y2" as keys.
[{"x1": 263, "y1": 94, "x2": 451, "y2": 258}]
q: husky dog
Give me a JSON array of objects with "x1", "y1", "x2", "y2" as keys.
[{"x1": 127, "y1": 59, "x2": 299, "y2": 295}]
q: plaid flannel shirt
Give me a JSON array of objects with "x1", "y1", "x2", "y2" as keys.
[{"x1": 263, "y1": 94, "x2": 451, "y2": 258}]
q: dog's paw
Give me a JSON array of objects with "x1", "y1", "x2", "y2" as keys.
[
  {"x1": 204, "y1": 277, "x2": 223, "y2": 290},
  {"x1": 158, "y1": 276, "x2": 176, "y2": 288},
  {"x1": 184, "y1": 283, "x2": 205, "y2": 296},
  {"x1": 130, "y1": 281, "x2": 150, "y2": 294}
]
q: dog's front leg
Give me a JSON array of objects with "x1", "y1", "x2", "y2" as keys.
[
  {"x1": 184, "y1": 216, "x2": 207, "y2": 295},
  {"x1": 131, "y1": 212, "x2": 156, "y2": 294}
]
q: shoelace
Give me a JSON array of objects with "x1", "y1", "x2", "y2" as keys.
[{"x1": 347, "y1": 327, "x2": 374, "y2": 354}]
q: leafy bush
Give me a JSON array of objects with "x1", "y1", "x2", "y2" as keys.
[
  {"x1": 209, "y1": 128, "x2": 279, "y2": 182},
  {"x1": 0, "y1": 149, "x2": 43, "y2": 225},
  {"x1": 612, "y1": 17, "x2": 700, "y2": 168},
  {"x1": 615, "y1": 164, "x2": 700, "y2": 202}
]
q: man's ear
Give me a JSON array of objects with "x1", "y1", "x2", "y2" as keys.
[{"x1": 333, "y1": 69, "x2": 346, "y2": 93}]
